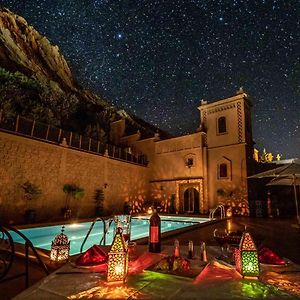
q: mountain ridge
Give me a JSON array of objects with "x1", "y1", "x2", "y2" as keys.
[{"x1": 0, "y1": 8, "x2": 170, "y2": 142}]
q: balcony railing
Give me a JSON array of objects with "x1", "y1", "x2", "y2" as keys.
[{"x1": 0, "y1": 113, "x2": 148, "y2": 166}]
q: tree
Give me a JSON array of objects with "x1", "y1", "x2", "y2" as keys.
[
  {"x1": 62, "y1": 184, "x2": 85, "y2": 218},
  {"x1": 94, "y1": 189, "x2": 105, "y2": 216}
]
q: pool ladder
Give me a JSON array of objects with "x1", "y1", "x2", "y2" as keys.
[
  {"x1": 80, "y1": 217, "x2": 114, "y2": 253},
  {"x1": 209, "y1": 204, "x2": 226, "y2": 219}
]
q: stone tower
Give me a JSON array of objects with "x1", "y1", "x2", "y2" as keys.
[{"x1": 198, "y1": 88, "x2": 254, "y2": 215}]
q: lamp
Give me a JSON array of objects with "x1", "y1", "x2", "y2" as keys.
[
  {"x1": 107, "y1": 227, "x2": 128, "y2": 283},
  {"x1": 226, "y1": 207, "x2": 233, "y2": 218},
  {"x1": 50, "y1": 226, "x2": 70, "y2": 263},
  {"x1": 235, "y1": 230, "x2": 259, "y2": 278}
]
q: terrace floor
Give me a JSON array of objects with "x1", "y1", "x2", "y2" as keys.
[{"x1": 1, "y1": 216, "x2": 300, "y2": 299}]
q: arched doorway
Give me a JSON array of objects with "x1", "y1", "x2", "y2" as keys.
[{"x1": 183, "y1": 188, "x2": 199, "y2": 213}]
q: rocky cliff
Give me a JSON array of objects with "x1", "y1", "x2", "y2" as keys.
[
  {"x1": 0, "y1": 8, "x2": 77, "y2": 92},
  {"x1": 0, "y1": 8, "x2": 169, "y2": 142}
]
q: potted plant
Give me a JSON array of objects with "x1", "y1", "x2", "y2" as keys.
[
  {"x1": 94, "y1": 189, "x2": 104, "y2": 216},
  {"x1": 169, "y1": 194, "x2": 176, "y2": 214},
  {"x1": 21, "y1": 181, "x2": 42, "y2": 223},
  {"x1": 62, "y1": 184, "x2": 85, "y2": 219}
]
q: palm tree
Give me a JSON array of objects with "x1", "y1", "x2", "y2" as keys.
[{"x1": 62, "y1": 184, "x2": 85, "y2": 218}]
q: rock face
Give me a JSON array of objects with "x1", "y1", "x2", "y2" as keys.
[
  {"x1": 0, "y1": 8, "x2": 78, "y2": 94},
  {"x1": 0, "y1": 8, "x2": 169, "y2": 142}
]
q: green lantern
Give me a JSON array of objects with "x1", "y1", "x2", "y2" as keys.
[{"x1": 235, "y1": 231, "x2": 259, "y2": 278}]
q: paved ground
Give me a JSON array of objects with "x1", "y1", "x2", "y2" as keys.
[{"x1": 1, "y1": 216, "x2": 300, "y2": 299}]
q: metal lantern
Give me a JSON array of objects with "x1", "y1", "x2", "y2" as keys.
[
  {"x1": 235, "y1": 231, "x2": 259, "y2": 278},
  {"x1": 107, "y1": 227, "x2": 128, "y2": 283},
  {"x1": 50, "y1": 226, "x2": 70, "y2": 263}
]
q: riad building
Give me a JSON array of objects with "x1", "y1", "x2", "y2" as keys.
[
  {"x1": 114, "y1": 88, "x2": 254, "y2": 216},
  {"x1": 0, "y1": 89, "x2": 253, "y2": 223}
]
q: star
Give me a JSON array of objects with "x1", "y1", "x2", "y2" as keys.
[{"x1": 1, "y1": 0, "x2": 299, "y2": 158}]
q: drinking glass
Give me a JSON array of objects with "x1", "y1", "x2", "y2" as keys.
[
  {"x1": 128, "y1": 241, "x2": 137, "y2": 261},
  {"x1": 114, "y1": 215, "x2": 131, "y2": 243},
  {"x1": 213, "y1": 228, "x2": 228, "y2": 259}
]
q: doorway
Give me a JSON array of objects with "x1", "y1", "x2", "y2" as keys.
[{"x1": 183, "y1": 188, "x2": 199, "y2": 213}]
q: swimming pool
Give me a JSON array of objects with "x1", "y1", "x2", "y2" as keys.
[{"x1": 11, "y1": 215, "x2": 211, "y2": 255}]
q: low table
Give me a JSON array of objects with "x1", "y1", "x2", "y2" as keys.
[{"x1": 13, "y1": 245, "x2": 300, "y2": 299}]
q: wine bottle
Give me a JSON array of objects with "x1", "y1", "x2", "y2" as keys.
[
  {"x1": 149, "y1": 208, "x2": 161, "y2": 253},
  {"x1": 188, "y1": 240, "x2": 194, "y2": 259},
  {"x1": 200, "y1": 241, "x2": 207, "y2": 262}
]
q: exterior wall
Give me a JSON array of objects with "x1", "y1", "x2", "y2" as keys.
[
  {"x1": 131, "y1": 132, "x2": 208, "y2": 213},
  {"x1": 0, "y1": 90, "x2": 254, "y2": 221},
  {"x1": 0, "y1": 131, "x2": 149, "y2": 223},
  {"x1": 153, "y1": 132, "x2": 204, "y2": 180},
  {"x1": 199, "y1": 91, "x2": 252, "y2": 215},
  {"x1": 199, "y1": 94, "x2": 248, "y2": 148},
  {"x1": 110, "y1": 118, "x2": 126, "y2": 145},
  {"x1": 207, "y1": 144, "x2": 249, "y2": 215}
]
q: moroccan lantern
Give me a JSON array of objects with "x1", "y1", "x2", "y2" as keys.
[
  {"x1": 235, "y1": 231, "x2": 259, "y2": 278},
  {"x1": 107, "y1": 227, "x2": 128, "y2": 283},
  {"x1": 50, "y1": 226, "x2": 70, "y2": 263}
]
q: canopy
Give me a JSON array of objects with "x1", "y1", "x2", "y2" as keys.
[
  {"x1": 248, "y1": 159, "x2": 300, "y2": 179},
  {"x1": 249, "y1": 159, "x2": 300, "y2": 225}
]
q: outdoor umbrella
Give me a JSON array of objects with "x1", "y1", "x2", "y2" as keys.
[
  {"x1": 267, "y1": 175, "x2": 300, "y2": 224},
  {"x1": 248, "y1": 159, "x2": 300, "y2": 225}
]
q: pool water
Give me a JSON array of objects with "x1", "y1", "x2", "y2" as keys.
[{"x1": 11, "y1": 216, "x2": 210, "y2": 255}]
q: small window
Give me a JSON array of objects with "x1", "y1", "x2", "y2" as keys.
[
  {"x1": 186, "y1": 158, "x2": 194, "y2": 168},
  {"x1": 217, "y1": 116, "x2": 227, "y2": 134},
  {"x1": 219, "y1": 163, "x2": 228, "y2": 178}
]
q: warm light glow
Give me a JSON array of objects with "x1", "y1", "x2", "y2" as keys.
[
  {"x1": 115, "y1": 264, "x2": 124, "y2": 275},
  {"x1": 107, "y1": 228, "x2": 128, "y2": 283},
  {"x1": 147, "y1": 207, "x2": 153, "y2": 215},
  {"x1": 227, "y1": 219, "x2": 232, "y2": 232},
  {"x1": 68, "y1": 284, "x2": 142, "y2": 299},
  {"x1": 69, "y1": 223, "x2": 82, "y2": 228},
  {"x1": 235, "y1": 231, "x2": 259, "y2": 278},
  {"x1": 50, "y1": 227, "x2": 70, "y2": 263},
  {"x1": 226, "y1": 208, "x2": 232, "y2": 218}
]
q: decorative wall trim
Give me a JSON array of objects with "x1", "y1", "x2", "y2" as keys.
[
  {"x1": 207, "y1": 103, "x2": 235, "y2": 115},
  {"x1": 237, "y1": 101, "x2": 243, "y2": 143},
  {"x1": 202, "y1": 111, "x2": 207, "y2": 146},
  {"x1": 175, "y1": 179, "x2": 205, "y2": 214}
]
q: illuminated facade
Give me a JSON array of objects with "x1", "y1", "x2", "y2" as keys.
[
  {"x1": 117, "y1": 89, "x2": 254, "y2": 215},
  {"x1": 0, "y1": 89, "x2": 254, "y2": 222}
]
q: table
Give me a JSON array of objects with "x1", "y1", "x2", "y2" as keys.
[{"x1": 13, "y1": 245, "x2": 300, "y2": 299}]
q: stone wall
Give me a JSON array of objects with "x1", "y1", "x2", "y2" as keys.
[{"x1": 0, "y1": 131, "x2": 149, "y2": 224}]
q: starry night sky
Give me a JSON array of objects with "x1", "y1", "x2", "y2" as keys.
[{"x1": 2, "y1": 0, "x2": 300, "y2": 158}]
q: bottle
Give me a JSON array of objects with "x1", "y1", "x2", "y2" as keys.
[
  {"x1": 188, "y1": 240, "x2": 194, "y2": 259},
  {"x1": 174, "y1": 239, "x2": 180, "y2": 257},
  {"x1": 149, "y1": 208, "x2": 161, "y2": 253},
  {"x1": 200, "y1": 241, "x2": 207, "y2": 263}
]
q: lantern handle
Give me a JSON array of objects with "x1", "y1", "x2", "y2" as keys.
[{"x1": 116, "y1": 227, "x2": 123, "y2": 234}]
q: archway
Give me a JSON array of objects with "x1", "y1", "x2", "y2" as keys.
[{"x1": 183, "y1": 188, "x2": 199, "y2": 213}]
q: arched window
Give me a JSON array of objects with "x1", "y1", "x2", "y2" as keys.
[
  {"x1": 217, "y1": 116, "x2": 227, "y2": 134},
  {"x1": 219, "y1": 163, "x2": 228, "y2": 178}
]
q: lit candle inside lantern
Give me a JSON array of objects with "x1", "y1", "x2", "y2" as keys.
[
  {"x1": 50, "y1": 226, "x2": 70, "y2": 263},
  {"x1": 235, "y1": 231, "x2": 260, "y2": 278},
  {"x1": 107, "y1": 228, "x2": 128, "y2": 283}
]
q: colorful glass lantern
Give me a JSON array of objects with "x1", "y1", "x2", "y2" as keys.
[
  {"x1": 235, "y1": 231, "x2": 259, "y2": 278},
  {"x1": 107, "y1": 227, "x2": 128, "y2": 283},
  {"x1": 50, "y1": 226, "x2": 70, "y2": 262}
]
